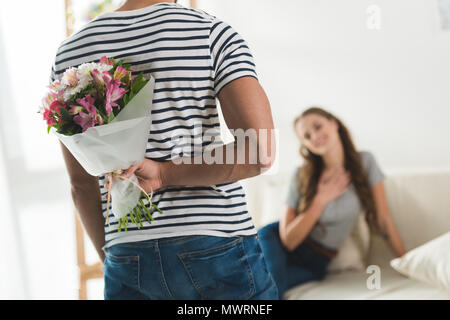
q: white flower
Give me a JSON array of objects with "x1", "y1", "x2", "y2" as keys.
[
  {"x1": 61, "y1": 67, "x2": 78, "y2": 87},
  {"x1": 78, "y1": 62, "x2": 112, "y2": 78},
  {"x1": 75, "y1": 62, "x2": 113, "y2": 94},
  {"x1": 61, "y1": 61, "x2": 114, "y2": 101}
]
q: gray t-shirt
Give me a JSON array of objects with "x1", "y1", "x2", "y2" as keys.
[{"x1": 285, "y1": 151, "x2": 385, "y2": 250}]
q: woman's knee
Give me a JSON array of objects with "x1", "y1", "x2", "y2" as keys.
[{"x1": 257, "y1": 221, "x2": 280, "y2": 239}]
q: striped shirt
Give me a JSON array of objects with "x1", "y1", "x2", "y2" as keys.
[{"x1": 50, "y1": 2, "x2": 259, "y2": 248}]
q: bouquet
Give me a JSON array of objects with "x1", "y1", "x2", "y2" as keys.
[{"x1": 39, "y1": 56, "x2": 162, "y2": 232}]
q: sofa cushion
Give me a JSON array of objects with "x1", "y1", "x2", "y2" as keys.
[
  {"x1": 247, "y1": 170, "x2": 450, "y2": 299},
  {"x1": 380, "y1": 171, "x2": 450, "y2": 251},
  {"x1": 284, "y1": 264, "x2": 450, "y2": 300},
  {"x1": 390, "y1": 231, "x2": 450, "y2": 290},
  {"x1": 328, "y1": 212, "x2": 371, "y2": 273}
]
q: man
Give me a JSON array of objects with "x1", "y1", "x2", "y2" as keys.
[{"x1": 54, "y1": 0, "x2": 277, "y2": 299}]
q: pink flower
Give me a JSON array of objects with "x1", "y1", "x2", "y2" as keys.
[
  {"x1": 73, "y1": 94, "x2": 104, "y2": 131},
  {"x1": 95, "y1": 113, "x2": 104, "y2": 125},
  {"x1": 113, "y1": 66, "x2": 130, "y2": 81},
  {"x1": 76, "y1": 94, "x2": 97, "y2": 115},
  {"x1": 43, "y1": 108, "x2": 56, "y2": 126},
  {"x1": 105, "y1": 80, "x2": 125, "y2": 116},
  {"x1": 48, "y1": 80, "x2": 64, "y2": 92},
  {"x1": 44, "y1": 100, "x2": 67, "y2": 125},
  {"x1": 49, "y1": 100, "x2": 65, "y2": 114},
  {"x1": 48, "y1": 80, "x2": 61, "y2": 90},
  {"x1": 100, "y1": 56, "x2": 114, "y2": 66},
  {"x1": 91, "y1": 69, "x2": 113, "y2": 87},
  {"x1": 74, "y1": 112, "x2": 97, "y2": 132},
  {"x1": 41, "y1": 88, "x2": 65, "y2": 111},
  {"x1": 61, "y1": 67, "x2": 78, "y2": 87},
  {"x1": 69, "y1": 105, "x2": 83, "y2": 115},
  {"x1": 42, "y1": 94, "x2": 55, "y2": 110}
]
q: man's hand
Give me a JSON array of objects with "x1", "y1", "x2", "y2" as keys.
[{"x1": 107, "y1": 158, "x2": 164, "y2": 194}]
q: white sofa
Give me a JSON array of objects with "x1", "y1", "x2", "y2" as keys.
[{"x1": 243, "y1": 170, "x2": 450, "y2": 300}]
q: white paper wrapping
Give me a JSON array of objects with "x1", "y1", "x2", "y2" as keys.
[{"x1": 54, "y1": 76, "x2": 155, "y2": 220}]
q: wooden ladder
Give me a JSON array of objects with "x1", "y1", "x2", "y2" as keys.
[{"x1": 75, "y1": 210, "x2": 103, "y2": 300}]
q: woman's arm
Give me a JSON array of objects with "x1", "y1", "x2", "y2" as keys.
[
  {"x1": 279, "y1": 167, "x2": 350, "y2": 251},
  {"x1": 279, "y1": 199, "x2": 325, "y2": 251},
  {"x1": 372, "y1": 181, "x2": 407, "y2": 257}
]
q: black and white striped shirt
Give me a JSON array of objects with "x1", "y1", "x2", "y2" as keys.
[{"x1": 50, "y1": 2, "x2": 259, "y2": 248}]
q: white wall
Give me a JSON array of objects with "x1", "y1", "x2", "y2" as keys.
[
  {"x1": 0, "y1": 0, "x2": 81, "y2": 299},
  {"x1": 199, "y1": 0, "x2": 450, "y2": 173},
  {"x1": 198, "y1": 0, "x2": 450, "y2": 226}
]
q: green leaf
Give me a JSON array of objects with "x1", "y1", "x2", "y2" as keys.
[
  {"x1": 133, "y1": 207, "x2": 143, "y2": 228},
  {"x1": 131, "y1": 73, "x2": 148, "y2": 94},
  {"x1": 106, "y1": 111, "x2": 115, "y2": 123},
  {"x1": 60, "y1": 107, "x2": 72, "y2": 123},
  {"x1": 123, "y1": 93, "x2": 129, "y2": 106},
  {"x1": 124, "y1": 215, "x2": 128, "y2": 232},
  {"x1": 152, "y1": 203, "x2": 163, "y2": 215},
  {"x1": 139, "y1": 199, "x2": 154, "y2": 223}
]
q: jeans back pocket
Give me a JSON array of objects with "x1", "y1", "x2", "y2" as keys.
[
  {"x1": 178, "y1": 237, "x2": 256, "y2": 300},
  {"x1": 104, "y1": 253, "x2": 140, "y2": 299}
]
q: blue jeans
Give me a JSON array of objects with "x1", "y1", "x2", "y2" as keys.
[
  {"x1": 257, "y1": 222, "x2": 332, "y2": 299},
  {"x1": 103, "y1": 234, "x2": 278, "y2": 300}
]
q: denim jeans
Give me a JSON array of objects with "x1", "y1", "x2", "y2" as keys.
[
  {"x1": 257, "y1": 222, "x2": 332, "y2": 299},
  {"x1": 103, "y1": 234, "x2": 278, "y2": 300}
]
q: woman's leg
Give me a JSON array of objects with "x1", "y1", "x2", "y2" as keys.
[
  {"x1": 284, "y1": 260, "x2": 322, "y2": 294},
  {"x1": 257, "y1": 222, "x2": 331, "y2": 299},
  {"x1": 284, "y1": 241, "x2": 332, "y2": 294},
  {"x1": 257, "y1": 221, "x2": 290, "y2": 298}
]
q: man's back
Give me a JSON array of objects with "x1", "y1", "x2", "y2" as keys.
[{"x1": 51, "y1": 2, "x2": 259, "y2": 248}]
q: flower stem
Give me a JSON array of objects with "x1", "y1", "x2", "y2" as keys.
[{"x1": 134, "y1": 207, "x2": 143, "y2": 228}]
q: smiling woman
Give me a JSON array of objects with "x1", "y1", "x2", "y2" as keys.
[{"x1": 257, "y1": 106, "x2": 406, "y2": 299}]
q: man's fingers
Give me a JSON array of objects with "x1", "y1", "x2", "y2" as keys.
[
  {"x1": 120, "y1": 164, "x2": 139, "y2": 179},
  {"x1": 105, "y1": 173, "x2": 112, "y2": 190}
]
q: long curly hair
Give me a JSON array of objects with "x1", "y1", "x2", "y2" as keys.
[{"x1": 293, "y1": 107, "x2": 380, "y2": 233}]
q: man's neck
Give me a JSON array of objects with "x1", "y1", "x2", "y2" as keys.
[{"x1": 115, "y1": 0, "x2": 175, "y2": 12}]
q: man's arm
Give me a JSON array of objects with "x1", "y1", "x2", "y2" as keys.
[
  {"x1": 60, "y1": 142, "x2": 106, "y2": 262},
  {"x1": 160, "y1": 77, "x2": 276, "y2": 186}
]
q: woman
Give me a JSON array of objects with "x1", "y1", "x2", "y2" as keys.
[{"x1": 258, "y1": 107, "x2": 406, "y2": 299}]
